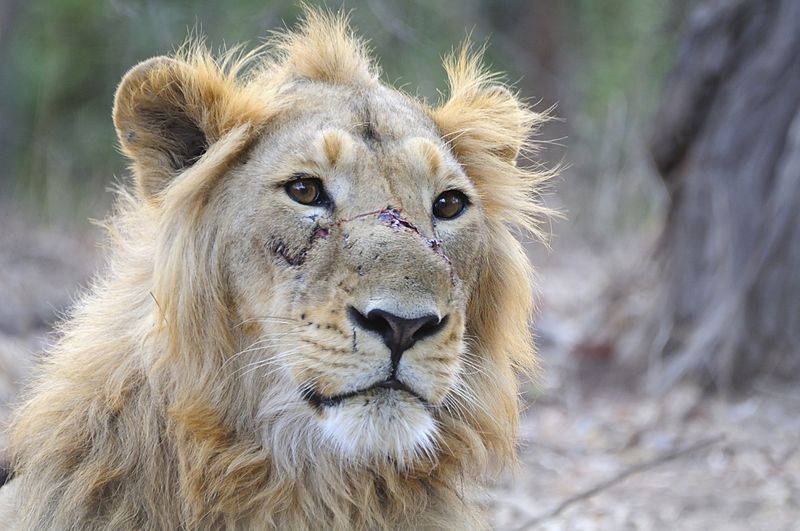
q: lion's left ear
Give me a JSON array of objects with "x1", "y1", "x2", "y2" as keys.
[
  {"x1": 434, "y1": 83, "x2": 527, "y2": 164},
  {"x1": 433, "y1": 46, "x2": 552, "y2": 233},
  {"x1": 113, "y1": 54, "x2": 266, "y2": 201}
]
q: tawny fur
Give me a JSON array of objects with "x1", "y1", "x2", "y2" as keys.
[{"x1": 2, "y1": 9, "x2": 551, "y2": 530}]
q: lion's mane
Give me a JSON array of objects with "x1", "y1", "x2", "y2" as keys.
[{"x1": 5, "y1": 9, "x2": 551, "y2": 530}]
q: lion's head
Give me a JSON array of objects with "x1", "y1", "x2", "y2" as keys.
[
  {"x1": 111, "y1": 11, "x2": 547, "y2": 470},
  {"x1": 7, "y1": 9, "x2": 550, "y2": 529}
]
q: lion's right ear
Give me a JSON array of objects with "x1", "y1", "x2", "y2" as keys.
[
  {"x1": 113, "y1": 55, "x2": 266, "y2": 201},
  {"x1": 114, "y1": 57, "x2": 211, "y2": 199}
]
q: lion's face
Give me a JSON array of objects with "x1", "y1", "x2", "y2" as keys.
[
  {"x1": 224, "y1": 84, "x2": 488, "y2": 464},
  {"x1": 111, "y1": 14, "x2": 543, "y2": 477}
]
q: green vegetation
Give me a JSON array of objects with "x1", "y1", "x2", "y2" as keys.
[{"x1": 0, "y1": 0, "x2": 679, "y2": 226}]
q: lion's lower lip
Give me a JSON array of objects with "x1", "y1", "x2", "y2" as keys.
[{"x1": 304, "y1": 378, "x2": 424, "y2": 407}]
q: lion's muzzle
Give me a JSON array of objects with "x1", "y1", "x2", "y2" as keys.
[{"x1": 291, "y1": 207, "x2": 466, "y2": 409}]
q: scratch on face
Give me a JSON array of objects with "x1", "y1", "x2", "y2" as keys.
[
  {"x1": 278, "y1": 207, "x2": 455, "y2": 279},
  {"x1": 272, "y1": 241, "x2": 306, "y2": 266},
  {"x1": 374, "y1": 209, "x2": 455, "y2": 281},
  {"x1": 376, "y1": 207, "x2": 419, "y2": 232},
  {"x1": 312, "y1": 227, "x2": 330, "y2": 240},
  {"x1": 426, "y1": 237, "x2": 450, "y2": 264}
]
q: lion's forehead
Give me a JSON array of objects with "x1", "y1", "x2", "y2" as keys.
[
  {"x1": 283, "y1": 82, "x2": 439, "y2": 141},
  {"x1": 247, "y1": 83, "x2": 470, "y2": 215},
  {"x1": 268, "y1": 86, "x2": 446, "y2": 165}
]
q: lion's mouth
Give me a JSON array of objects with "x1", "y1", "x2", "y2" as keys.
[{"x1": 302, "y1": 378, "x2": 426, "y2": 408}]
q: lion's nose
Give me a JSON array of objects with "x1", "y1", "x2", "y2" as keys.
[{"x1": 347, "y1": 307, "x2": 448, "y2": 370}]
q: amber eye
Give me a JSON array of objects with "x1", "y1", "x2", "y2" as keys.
[
  {"x1": 285, "y1": 177, "x2": 328, "y2": 206},
  {"x1": 432, "y1": 190, "x2": 468, "y2": 219}
]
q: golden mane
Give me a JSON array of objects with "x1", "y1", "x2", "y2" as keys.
[{"x1": 5, "y1": 8, "x2": 551, "y2": 529}]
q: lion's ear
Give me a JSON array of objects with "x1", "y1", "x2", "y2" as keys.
[
  {"x1": 433, "y1": 46, "x2": 552, "y2": 233},
  {"x1": 434, "y1": 82, "x2": 528, "y2": 164},
  {"x1": 475, "y1": 85, "x2": 526, "y2": 162},
  {"x1": 113, "y1": 57, "x2": 209, "y2": 199},
  {"x1": 433, "y1": 42, "x2": 538, "y2": 166},
  {"x1": 114, "y1": 54, "x2": 267, "y2": 201}
]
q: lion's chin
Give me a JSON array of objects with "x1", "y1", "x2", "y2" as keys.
[{"x1": 318, "y1": 389, "x2": 438, "y2": 467}]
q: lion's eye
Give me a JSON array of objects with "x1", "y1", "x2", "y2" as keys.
[
  {"x1": 285, "y1": 177, "x2": 329, "y2": 206},
  {"x1": 432, "y1": 190, "x2": 468, "y2": 219}
]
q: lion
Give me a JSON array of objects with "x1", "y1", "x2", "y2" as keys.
[{"x1": 0, "y1": 9, "x2": 550, "y2": 530}]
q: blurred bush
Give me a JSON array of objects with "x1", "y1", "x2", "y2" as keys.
[{"x1": 0, "y1": 0, "x2": 680, "y2": 230}]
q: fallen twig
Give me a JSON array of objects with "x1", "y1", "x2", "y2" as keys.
[{"x1": 516, "y1": 434, "x2": 725, "y2": 529}]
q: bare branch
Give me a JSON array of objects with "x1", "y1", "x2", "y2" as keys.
[{"x1": 517, "y1": 435, "x2": 725, "y2": 529}]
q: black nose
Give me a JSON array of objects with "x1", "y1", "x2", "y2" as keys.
[{"x1": 348, "y1": 307, "x2": 448, "y2": 369}]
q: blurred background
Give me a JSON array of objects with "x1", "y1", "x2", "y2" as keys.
[{"x1": 0, "y1": 0, "x2": 798, "y2": 529}]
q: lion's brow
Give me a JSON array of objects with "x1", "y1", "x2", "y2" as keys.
[
  {"x1": 321, "y1": 130, "x2": 345, "y2": 166},
  {"x1": 416, "y1": 138, "x2": 444, "y2": 176}
]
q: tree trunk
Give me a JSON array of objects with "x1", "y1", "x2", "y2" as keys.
[{"x1": 648, "y1": 0, "x2": 800, "y2": 392}]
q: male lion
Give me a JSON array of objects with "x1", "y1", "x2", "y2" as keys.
[{"x1": 0, "y1": 9, "x2": 550, "y2": 530}]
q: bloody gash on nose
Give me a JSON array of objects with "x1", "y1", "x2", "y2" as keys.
[{"x1": 305, "y1": 206, "x2": 454, "y2": 274}]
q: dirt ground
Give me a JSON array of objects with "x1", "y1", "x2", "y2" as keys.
[
  {"x1": 1, "y1": 215, "x2": 797, "y2": 530},
  {"x1": 488, "y1": 376, "x2": 799, "y2": 530},
  {"x1": 484, "y1": 256, "x2": 800, "y2": 530}
]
